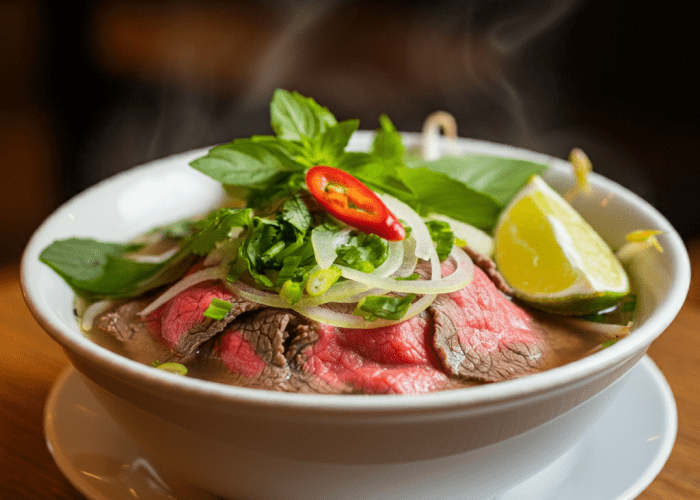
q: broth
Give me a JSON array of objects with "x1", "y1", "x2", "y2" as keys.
[{"x1": 83, "y1": 294, "x2": 628, "y2": 394}]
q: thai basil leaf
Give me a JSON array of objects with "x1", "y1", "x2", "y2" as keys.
[
  {"x1": 189, "y1": 139, "x2": 303, "y2": 188},
  {"x1": 371, "y1": 114, "x2": 404, "y2": 161},
  {"x1": 410, "y1": 154, "x2": 548, "y2": 207},
  {"x1": 40, "y1": 208, "x2": 253, "y2": 300},
  {"x1": 39, "y1": 239, "x2": 163, "y2": 298},
  {"x1": 397, "y1": 166, "x2": 501, "y2": 231},
  {"x1": 310, "y1": 119, "x2": 361, "y2": 167},
  {"x1": 270, "y1": 89, "x2": 337, "y2": 141}
]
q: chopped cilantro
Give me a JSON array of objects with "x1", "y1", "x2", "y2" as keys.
[
  {"x1": 425, "y1": 220, "x2": 455, "y2": 261},
  {"x1": 188, "y1": 208, "x2": 253, "y2": 256},
  {"x1": 354, "y1": 294, "x2": 417, "y2": 321}
]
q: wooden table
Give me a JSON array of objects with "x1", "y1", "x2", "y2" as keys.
[{"x1": 2, "y1": 241, "x2": 699, "y2": 500}]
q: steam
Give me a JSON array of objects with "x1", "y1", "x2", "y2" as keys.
[
  {"x1": 232, "y1": 0, "x2": 346, "y2": 113},
  {"x1": 483, "y1": 0, "x2": 582, "y2": 144},
  {"x1": 81, "y1": 0, "x2": 589, "y2": 190},
  {"x1": 487, "y1": 0, "x2": 581, "y2": 55},
  {"x1": 474, "y1": 0, "x2": 582, "y2": 145}
]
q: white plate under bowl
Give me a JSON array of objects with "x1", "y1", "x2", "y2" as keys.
[{"x1": 45, "y1": 356, "x2": 676, "y2": 500}]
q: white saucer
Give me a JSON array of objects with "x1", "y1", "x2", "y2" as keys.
[{"x1": 44, "y1": 356, "x2": 677, "y2": 500}]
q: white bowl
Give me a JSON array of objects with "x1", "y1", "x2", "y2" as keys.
[{"x1": 22, "y1": 132, "x2": 690, "y2": 500}]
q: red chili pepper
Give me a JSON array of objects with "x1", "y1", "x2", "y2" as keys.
[{"x1": 305, "y1": 166, "x2": 406, "y2": 241}]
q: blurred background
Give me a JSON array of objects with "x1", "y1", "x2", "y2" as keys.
[{"x1": 1, "y1": 0, "x2": 698, "y2": 264}]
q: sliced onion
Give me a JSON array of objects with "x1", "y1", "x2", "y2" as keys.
[
  {"x1": 312, "y1": 228, "x2": 340, "y2": 269},
  {"x1": 336, "y1": 245, "x2": 472, "y2": 294},
  {"x1": 138, "y1": 266, "x2": 228, "y2": 317},
  {"x1": 224, "y1": 280, "x2": 290, "y2": 308},
  {"x1": 295, "y1": 239, "x2": 406, "y2": 307},
  {"x1": 293, "y1": 292, "x2": 437, "y2": 329},
  {"x1": 374, "y1": 240, "x2": 404, "y2": 277},
  {"x1": 379, "y1": 194, "x2": 433, "y2": 260},
  {"x1": 80, "y1": 300, "x2": 116, "y2": 332},
  {"x1": 392, "y1": 235, "x2": 419, "y2": 278},
  {"x1": 295, "y1": 280, "x2": 371, "y2": 307},
  {"x1": 124, "y1": 247, "x2": 179, "y2": 264}
]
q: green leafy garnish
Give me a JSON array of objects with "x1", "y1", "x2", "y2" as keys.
[
  {"x1": 279, "y1": 195, "x2": 312, "y2": 232},
  {"x1": 189, "y1": 139, "x2": 303, "y2": 188},
  {"x1": 335, "y1": 232, "x2": 388, "y2": 272},
  {"x1": 203, "y1": 297, "x2": 233, "y2": 321},
  {"x1": 39, "y1": 239, "x2": 165, "y2": 299},
  {"x1": 408, "y1": 154, "x2": 548, "y2": 207},
  {"x1": 188, "y1": 208, "x2": 253, "y2": 256},
  {"x1": 189, "y1": 90, "x2": 548, "y2": 232},
  {"x1": 41, "y1": 89, "x2": 552, "y2": 304},
  {"x1": 354, "y1": 294, "x2": 417, "y2": 321},
  {"x1": 39, "y1": 208, "x2": 253, "y2": 300},
  {"x1": 270, "y1": 89, "x2": 337, "y2": 141},
  {"x1": 425, "y1": 220, "x2": 455, "y2": 261}
]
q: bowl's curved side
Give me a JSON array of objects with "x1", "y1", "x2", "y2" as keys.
[{"x1": 73, "y1": 350, "x2": 640, "y2": 500}]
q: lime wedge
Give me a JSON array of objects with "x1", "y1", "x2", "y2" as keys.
[{"x1": 494, "y1": 175, "x2": 629, "y2": 315}]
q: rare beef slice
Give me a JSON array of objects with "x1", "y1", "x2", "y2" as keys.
[
  {"x1": 289, "y1": 313, "x2": 451, "y2": 395},
  {"x1": 430, "y1": 265, "x2": 546, "y2": 383},
  {"x1": 95, "y1": 299, "x2": 185, "y2": 365},
  {"x1": 145, "y1": 282, "x2": 262, "y2": 357},
  {"x1": 97, "y1": 282, "x2": 262, "y2": 363},
  {"x1": 213, "y1": 309, "x2": 334, "y2": 393},
  {"x1": 462, "y1": 245, "x2": 515, "y2": 296}
]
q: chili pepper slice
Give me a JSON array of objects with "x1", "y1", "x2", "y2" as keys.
[{"x1": 305, "y1": 166, "x2": 406, "y2": 241}]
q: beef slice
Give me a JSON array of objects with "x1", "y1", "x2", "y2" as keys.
[
  {"x1": 145, "y1": 282, "x2": 261, "y2": 357},
  {"x1": 462, "y1": 245, "x2": 515, "y2": 296},
  {"x1": 95, "y1": 300, "x2": 185, "y2": 365},
  {"x1": 290, "y1": 315, "x2": 451, "y2": 395},
  {"x1": 430, "y1": 265, "x2": 546, "y2": 383},
  {"x1": 212, "y1": 309, "x2": 330, "y2": 393}
]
